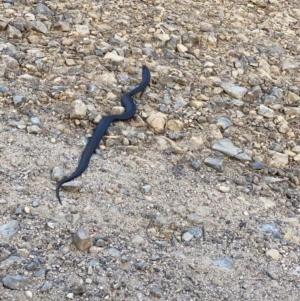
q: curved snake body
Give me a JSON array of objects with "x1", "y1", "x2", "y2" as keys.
[{"x1": 56, "y1": 66, "x2": 151, "y2": 204}]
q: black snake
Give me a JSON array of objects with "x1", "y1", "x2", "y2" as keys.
[{"x1": 56, "y1": 66, "x2": 151, "y2": 204}]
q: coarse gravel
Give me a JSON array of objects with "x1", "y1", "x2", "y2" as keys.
[{"x1": 0, "y1": 0, "x2": 300, "y2": 300}]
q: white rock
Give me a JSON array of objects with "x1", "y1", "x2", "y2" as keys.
[
  {"x1": 177, "y1": 44, "x2": 188, "y2": 53},
  {"x1": 104, "y1": 51, "x2": 124, "y2": 63},
  {"x1": 25, "y1": 291, "x2": 33, "y2": 299},
  {"x1": 70, "y1": 99, "x2": 87, "y2": 119},
  {"x1": 266, "y1": 249, "x2": 281, "y2": 260},
  {"x1": 220, "y1": 82, "x2": 248, "y2": 99},
  {"x1": 146, "y1": 112, "x2": 167, "y2": 133}
]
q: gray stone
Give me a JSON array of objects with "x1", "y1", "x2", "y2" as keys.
[
  {"x1": 150, "y1": 254, "x2": 160, "y2": 261},
  {"x1": 0, "y1": 85, "x2": 8, "y2": 93},
  {"x1": 95, "y1": 238, "x2": 105, "y2": 247},
  {"x1": 32, "y1": 200, "x2": 40, "y2": 207},
  {"x1": 30, "y1": 117, "x2": 41, "y2": 125},
  {"x1": 73, "y1": 229, "x2": 92, "y2": 251},
  {"x1": 190, "y1": 161, "x2": 200, "y2": 171},
  {"x1": 27, "y1": 125, "x2": 42, "y2": 134},
  {"x1": 2, "y1": 275, "x2": 30, "y2": 290},
  {"x1": 258, "y1": 223, "x2": 281, "y2": 239},
  {"x1": 26, "y1": 259, "x2": 39, "y2": 271},
  {"x1": 249, "y1": 161, "x2": 264, "y2": 170},
  {"x1": 186, "y1": 214, "x2": 203, "y2": 224},
  {"x1": 33, "y1": 268, "x2": 46, "y2": 278},
  {"x1": 0, "y1": 220, "x2": 19, "y2": 239},
  {"x1": 35, "y1": 3, "x2": 53, "y2": 15},
  {"x1": 140, "y1": 184, "x2": 151, "y2": 194},
  {"x1": 52, "y1": 166, "x2": 66, "y2": 182},
  {"x1": 150, "y1": 286, "x2": 163, "y2": 298},
  {"x1": 204, "y1": 157, "x2": 224, "y2": 172},
  {"x1": 7, "y1": 25, "x2": 22, "y2": 39},
  {"x1": 13, "y1": 95, "x2": 26, "y2": 107},
  {"x1": 212, "y1": 139, "x2": 251, "y2": 161},
  {"x1": 134, "y1": 261, "x2": 147, "y2": 270},
  {"x1": 257, "y1": 105, "x2": 276, "y2": 118},
  {"x1": 246, "y1": 85, "x2": 262, "y2": 101},
  {"x1": 61, "y1": 180, "x2": 83, "y2": 192},
  {"x1": 188, "y1": 227, "x2": 202, "y2": 239},
  {"x1": 281, "y1": 61, "x2": 300, "y2": 70},
  {"x1": 131, "y1": 234, "x2": 146, "y2": 246},
  {"x1": 182, "y1": 231, "x2": 193, "y2": 242},
  {"x1": 105, "y1": 248, "x2": 121, "y2": 258},
  {"x1": 270, "y1": 88, "x2": 283, "y2": 100},
  {"x1": 40, "y1": 282, "x2": 52, "y2": 292},
  {"x1": 220, "y1": 82, "x2": 248, "y2": 99},
  {"x1": 31, "y1": 21, "x2": 48, "y2": 34},
  {"x1": 284, "y1": 107, "x2": 300, "y2": 116},
  {"x1": 212, "y1": 258, "x2": 233, "y2": 270},
  {"x1": 217, "y1": 117, "x2": 233, "y2": 129},
  {"x1": 70, "y1": 99, "x2": 87, "y2": 119},
  {"x1": 4, "y1": 57, "x2": 19, "y2": 70},
  {"x1": 0, "y1": 256, "x2": 23, "y2": 270},
  {"x1": 0, "y1": 20, "x2": 8, "y2": 31}
]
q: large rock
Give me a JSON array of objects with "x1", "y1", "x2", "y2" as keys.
[
  {"x1": 146, "y1": 112, "x2": 167, "y2": 133},
  {"x1": 70, "y1": 99, "x2": 87, "y2": 119}
]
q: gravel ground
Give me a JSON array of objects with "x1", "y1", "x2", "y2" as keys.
[{"x1": 1, "y1": 0, "x2": 300, "y2": 300}]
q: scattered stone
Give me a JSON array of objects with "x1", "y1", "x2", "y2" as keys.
[
  {"x1": 2, "y1": 275, "x2": 30, "y2": 290},
  {"x1": 40, "y1": 282, "x2": 52, "y2": 292},
  {"x1": 258, "y1": 223, "x2": 281, "y2": 239},
  {"x1": 0, "y1": 256, "x2": 23, "y2": 270},
  {"x1": 35, "y1": 3, "x2": 53, "y2": 15},
  {"x1": 281, "y1": 61, "x2": 300, "y2": 70},
  {"x1": 204, "y1": 157, "x2": 224, "y2": 172},
  {"x1": 52, "y1": 166, "x2": 66, "y2": 182},
  {"x1": 190, "y1": 161, "x2": 200, "y2": 171},
  {"x1": 140, "y1": 184, "x2": 151, "y2": 194},
  {"x1": 257, "y1": 105, "x2": 276, "y2": 118},
  {"x1": 33, "y1": 268, "x2": 46, "y2": 278},
  {"x1": 103, "y1": 51, "x2": 124, "y2": 63},
  {"x1": 212, "y1": 139, "x2": 251, "y2": 161},
  {"x1": 268, "y1": 153, "x2": 289, "y2": 168},
  {"x1": 246, "y1": 85, "x2": 262, "y2": 101},
  {"x1": 218, "y1": 185, "x2": 230, "y2": 193},
  {"x1": 73, "y1": 229, "x2": 92, "y2": 251},
  {"x1": 188, "y1": 227, "x2": 202, "y2": 239},
  {"x1": 220, "y1": 82, "x2": 248, "y2": 99},
  {"x1": 212, "y1": 258, "x2": 233, "y2": 270},
  {"x1": 0, "y1": 220, "x2": 19, "y2": 240},
  {"x1": 31, "y1": 21, "x2": 48, "y2": 34},
  {"x1": 61, "y1": 180, "x2": 83, "y2": 192},
  {"x1": 7, "y1": 25, "x2": 22, "y2": 39},
  {"x1": 131, "y1": 235, "x2": 146, "y2": 246},
  {"x1": 134, "y1": 260, "x2": 147, "y2": 270},
  {"x1": 150, "y1": 286, "x2": 163, "y2": 298},
  {"x1": 105, "y1": 248, "x2": 121, "y2": 258},
  {"x1": 75, "y1": 25, "x2": 90, "y2": 36},
  {"x1": 25, "y1": 291, "x2": 33, "y2": 299},
  {"x1": 146, "y1": 112, "x2": 167, "y2": 133},
  {"x1": 167, "y1": 119, "x2": 184, "y2": 132},
  {"x1": 186, "y1": 214, "x2": 203, "y2": 224},
  {"x1": 266, "y1": 249, "x2": 281, "y2": 260},
  {"x1": 217, "y1": 117, "x2": 233, "y2": 129},
  {"x1": 182, "y1": 231, "x2": 193, "y2": 242},
  {"x1": 70, "y1": 99, "x2": 87, "y2": 119},
  {"x1": 27, "y1": 125, "x2": 42, "y2": 134},
  {"x1": 249, "y1": 161, "x2": 264, "y2": 170},
  {"x1": 13, "y1": 95, "x2": 27, "y2": 107}
]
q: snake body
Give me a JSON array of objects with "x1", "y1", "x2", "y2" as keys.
[{"x1": 56, "y1": 66, "x2": 151, "y2": 204}]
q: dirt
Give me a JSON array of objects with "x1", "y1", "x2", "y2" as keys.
[{"x1": 0, "y1": 0, "x2": 300, "y2": 300}]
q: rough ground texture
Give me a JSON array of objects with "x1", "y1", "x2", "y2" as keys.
[{"x1": 0, "y1": 0, "x2": 300, "y2": 300}]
